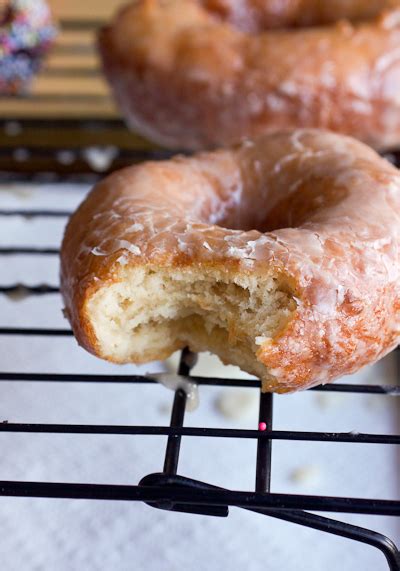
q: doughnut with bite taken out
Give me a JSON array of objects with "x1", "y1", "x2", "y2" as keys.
[{"x1": 60, "y1": 130, "x2": 400, "y2": 393}]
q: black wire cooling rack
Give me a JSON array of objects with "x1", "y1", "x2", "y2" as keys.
[
  {"x1": 0, "y1": 16, "x2": 399, "y2": 571},
  {"x1": 0, "y1": 126, "x2": 399, "y2": 571}
]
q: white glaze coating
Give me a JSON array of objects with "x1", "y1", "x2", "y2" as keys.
[{"x1": 146, "y1": 373, "x2": 199, "y2": 411}]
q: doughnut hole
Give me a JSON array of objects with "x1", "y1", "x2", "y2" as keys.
[{"x1": 86, "y1": 265, "x2": 296, "y2": 382}]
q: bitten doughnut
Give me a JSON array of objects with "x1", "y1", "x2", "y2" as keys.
[
  {"x1": 60, "y1": 130, "x2": 400, "y2": 393},
  {"x1": 99, "y1": 0, "x2": 400, "y2": 151}
]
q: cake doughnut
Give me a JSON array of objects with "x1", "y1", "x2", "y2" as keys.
[
  {"x1": 0, "y1": 0, "x2": 57, "y2": 95},
  {"x1": 60, "y1": 129, "x2": 400, "y2": 393},
  {"x1": 202, "y1": 0, "x2": 399, "y2": 32},
  {"x1": 99, "y1": 0, "x2": 400, "y2": 151}
]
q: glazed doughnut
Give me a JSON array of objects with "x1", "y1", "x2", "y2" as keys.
[
  {"x1": 99, "y1": 0, "x2": 400, "y2": 151},
  {"x1": 60, "y1": 129, "x2": 400, "y2": 393},
  {"x1": 202, "y1": 0, "x2": 399, "y2": 32}
]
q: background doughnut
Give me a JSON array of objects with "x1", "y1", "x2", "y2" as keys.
[{"x1": 98, "y1": 0, "x2": 400, "y2": 150}]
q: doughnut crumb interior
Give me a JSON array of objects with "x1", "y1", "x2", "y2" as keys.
[{"x1": 87, "y1": 265, "x2": 296, "y2": 382}]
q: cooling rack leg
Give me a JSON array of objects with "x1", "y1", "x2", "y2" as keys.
[
  {"x1": 163, "y1": 389, "x2": 186, "y2": 475},
  {"x1": 255, "y1": 391, "x2": 273, "y2": 492},
  {"x1": 163, "y1": 349, "x2": 196, "y2": 475}
]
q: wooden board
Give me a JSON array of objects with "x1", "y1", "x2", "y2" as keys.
[
  {"x1": 48, "y1": 0, "x2": 124, "y2": 21},
  {"x1": 0, "y1": 0, "x2": 158, "y2": 172}
]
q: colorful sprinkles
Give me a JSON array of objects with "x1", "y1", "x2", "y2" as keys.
[{"x1": 0, "y1": 0, "x2": 57, "y2": 94}]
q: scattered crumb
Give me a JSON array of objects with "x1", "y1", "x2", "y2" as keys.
[
  {"x1": 4, "y1": 286, "x2": 31, "y2": 302},
  {"x1": 366, "y1": 395, "x2": 388, "y2": 410},
  {"x1": 348, "y1": 430, "x2": 360, "y2": 437},
  {"x1": 158, "y1": 402, "x2": 172, "y2": 416},
  {"x1": 57, "y1": 150, "x2": 76, "y2": 165},
  {"x1": 82, "y1": 146, "x2": 118, "y2": 172},
  {"x1": 315, "y1": 392, "x2": 346, "y2": 410},
  {"x1": 0, "y1": 186, "x2": 33, "y2": 200},
  {"x1": 147, "y1": 373, "x2": 199, "y2": 412},
  {"x1": 13, "y1": 148, "x2": 30, "y2": 162},
  {"x1": 289, "y1": 464, "x2": 322, "y2": 487},
  {"x1": 214, "y1": 389, "x2": 258, "y2": 421},
  {"x1": 4, "y1": 121, "x2": 22, "y2": 136}
]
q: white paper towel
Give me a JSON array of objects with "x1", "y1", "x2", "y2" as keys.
[{"x1": 0, "y1": 183, "x2": 398, "y2": 571}]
